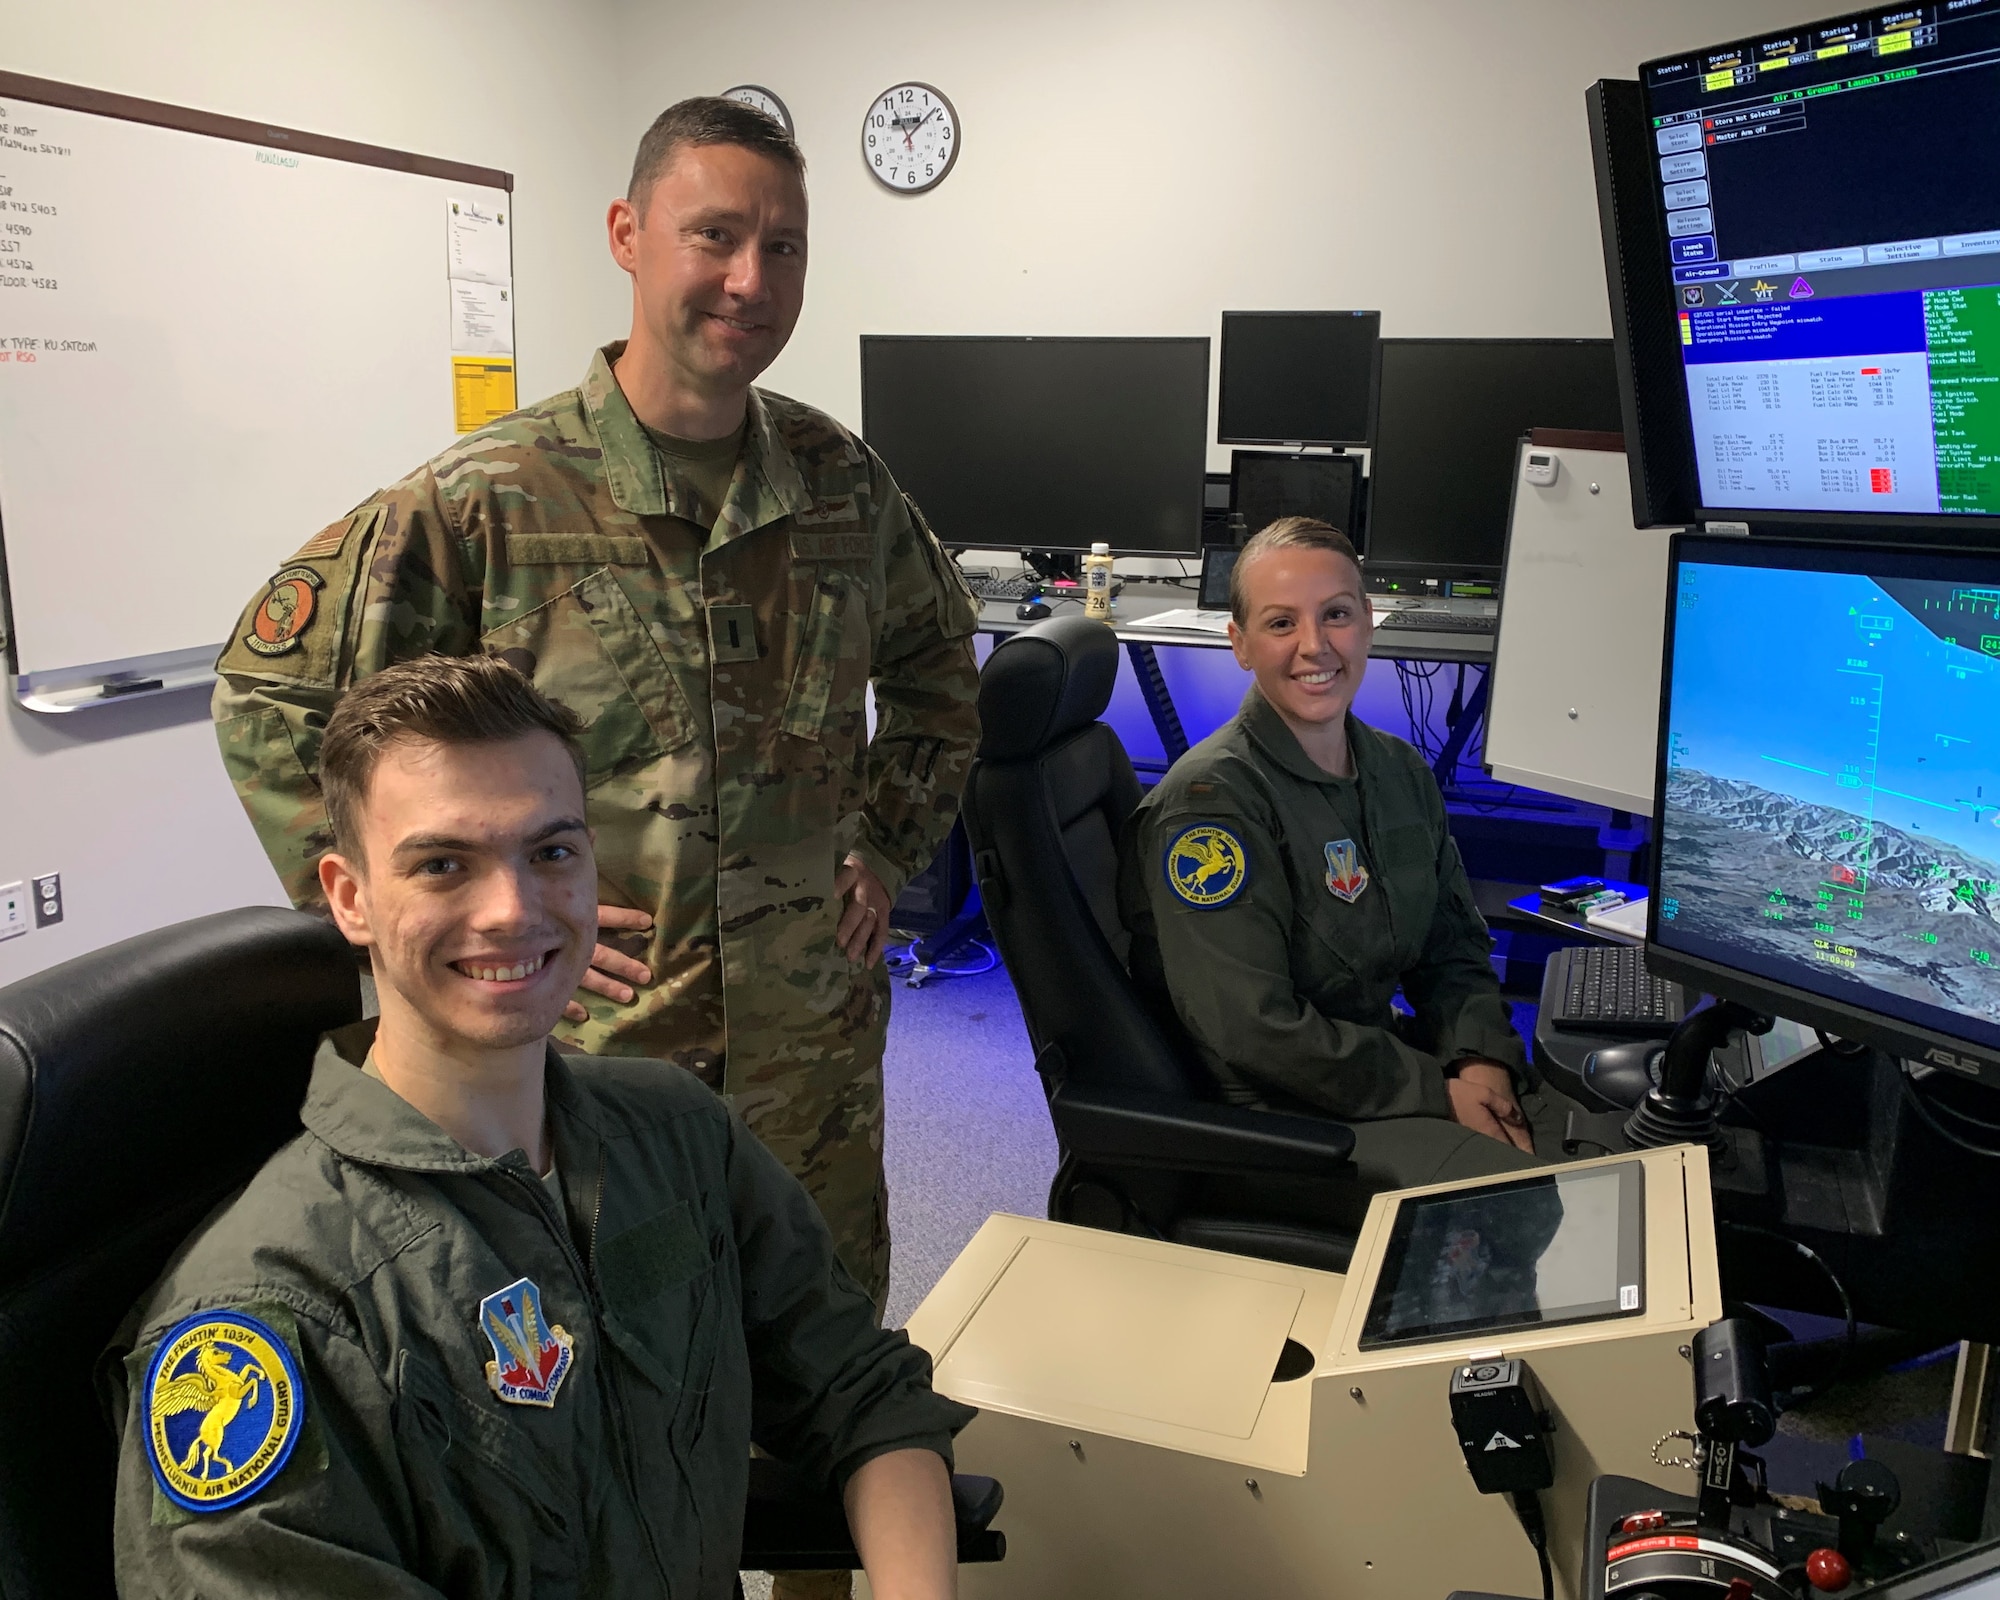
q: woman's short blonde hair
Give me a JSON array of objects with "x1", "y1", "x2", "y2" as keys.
[{"x1": 1227, "y1": 517, "x2": 1363, "y2": 625}]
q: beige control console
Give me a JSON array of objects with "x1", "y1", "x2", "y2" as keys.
[{"x1": 902, "y1": 1145, "x2": 1720, "y2": 1600}]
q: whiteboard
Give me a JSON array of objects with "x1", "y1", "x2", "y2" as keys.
[
  {"x1": 1485, "y1": 443, "x2": 1679, "y2": 813},
  {"x1": 0, "y1": 74, "x2": 510, "y2": 708}
]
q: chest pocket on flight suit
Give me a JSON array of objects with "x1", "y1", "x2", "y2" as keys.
[
  {"x1": 780, "y1": 567, "x2": 869, "y2": 771},
  {"x1": 394, "y1": 1349, "x2": 582, "y2": 1596},
  {"x1": 595, "y1": 1199, "x2": 727, "y2": 1448},
  {"x1": 480, "y1": 540, "x2": 695, "y2": 788},
  {"x1": 1373, "y1": 822, "x2": 1440, "y2": 968}
]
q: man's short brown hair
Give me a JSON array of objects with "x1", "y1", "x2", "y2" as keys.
[
  {"x1": 320, "y1": 654, "x2": 586, "y2": 858},
  {"x1": 628, "y1": 96, "x2": 807, "y2": 218},
  {"x1": 1228, "y1": 517, "x2": 1365, "y2": 625}
]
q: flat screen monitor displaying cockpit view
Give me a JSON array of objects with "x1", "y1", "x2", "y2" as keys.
[
  {"x1": 1653, "y1": 536, "x2": 2000, "y2": 1057},
  {"x1": 1359, "y1": 1162, "x2": 1646, "y2": 1350}
]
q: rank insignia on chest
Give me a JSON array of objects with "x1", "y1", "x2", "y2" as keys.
[
  {"x1": 1324, "y1": 839, "x2": 1370, "y2": 903},
  {"x1": 1164, "y1": 822, "x2": 1249, "y2": 908},
  {"x1": 144, "y1": 1309, "x2": 306, "y2": 1512},
  {"x1": 243, "y1": 565, "x2": 324, "y2": 657},
  {"x1": 479, "y1": 1277, "x2": 575, "y2": 1407}
]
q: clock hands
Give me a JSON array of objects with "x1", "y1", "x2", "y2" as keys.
[{"x1": 889, "y1": 105, "x2": 942, "y2": 151}]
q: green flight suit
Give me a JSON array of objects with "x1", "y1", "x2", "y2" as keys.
[
  {"x1": 106, "y1": 1033, "x2": 974, "y2": 1599},
  {"x1": 210, "y1": 344, "x2": 983, "y2": 1303},
  {"x1": 1118, "y1": 688, "x2": 1582, "y2": 1190}
]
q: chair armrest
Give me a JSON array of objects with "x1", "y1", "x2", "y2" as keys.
[
  {"x1": 1048, "y1": 1082, "x2": 1355, "y2": 1177},
  {"x1": 739, "y1": 1458, "x2": 1005, "y2": 1571}
]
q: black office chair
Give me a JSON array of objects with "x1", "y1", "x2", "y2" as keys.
[
  {"x1": 0, "y1": 907, "x2": 1000, "y2": 1600},
  {"x1": 962, "y1": 614, "x2": 1364, "y2": 1273}
]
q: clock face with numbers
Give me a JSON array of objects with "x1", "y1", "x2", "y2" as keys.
[
  {"x1": 863, "y1": 83, "x2": 959, "y2": 193},
  {"x1": 721, "y1": 85, "x2": 793, "y2": 136}
]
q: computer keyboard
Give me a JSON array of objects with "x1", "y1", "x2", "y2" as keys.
[
  {"x1": 964, "y1": 574, "x2": 1041, "y2": 602},
  {"x1": 1373, "y1": 610, "x2": 1497, "y2": 635},
  {"x1": 1548, "y1": 945, "x2": 1687, "y2": 1035}
]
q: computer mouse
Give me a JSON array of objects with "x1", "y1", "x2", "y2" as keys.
[
  {"x1": 1582, "y1": 1039, "x2": 1667, "y2": 1110},
  {"x1": 1016, "y1": 600, "x2": 1052, "y2": 621}
]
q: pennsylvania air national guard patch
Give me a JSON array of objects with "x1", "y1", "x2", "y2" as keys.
[
  {"x1": 144, "y1": 1310, "x2": 305, "y2": 1512},
  {"x1": 1164, "y1": 823, "x2": 1249, "y2": 908},
  {"x1": 479, "y1": 1276, "x2": 575, "y2": 1407}
]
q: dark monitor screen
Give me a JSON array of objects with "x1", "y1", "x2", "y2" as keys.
[
  {"x1": 1366, "y1": 339, "x2": 1624, "y2": 575},
  {"x1": 1230, "y1": 451, "x2": 1363, "y2": 543},
  {"x1": 1218, "y1": 310, "x2": 1379, "y2": 447},
  {"x1": 1360, "y1": 1162, "x2": 1646, "y2": 1350},
  {"x1": 859, "y1": 335, "x2": 1209, "y2": 556},
  {"x1": 1198, "y1": 545, "x2": 1240, "y2": 609},
  {"x1": 1642, "y1": 4, "x2": 2000, "y2": 528},
  {"x1": 1651, "y1": 536, "x2": 2000, "y2": 1067}
]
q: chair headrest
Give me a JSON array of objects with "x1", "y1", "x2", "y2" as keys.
[
  {"x1": 978, "y1": 615, "x2": 1120, "y2": 762},
  {"x1": 0, "y1": 906, "x2": 359, "y2": 1288}
]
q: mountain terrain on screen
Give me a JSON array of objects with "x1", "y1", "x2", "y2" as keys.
[{"x1": 1662, "y1": 769, "x2": 2000, "y2": 1026}]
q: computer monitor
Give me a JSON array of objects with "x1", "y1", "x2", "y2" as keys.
[
  {"x1": 1637, "y1": 4, "x2": 2000, "y2": 535},
  {"x1": 1229, "y1": 451, "x2": 1363, "y2": 544},
  {"x1": 1647, "y1": 533, "x2": 2000, "y2": 1077},
  {"x1": 1217, "y1": 310, "x2": 1379, "y2": 448},
  {"x1": 1365, "y1": 339, "x2": 1624, "y2": 578},
  {"x1": 858, "y1": 335, "x2": 1209, "y2": 556}
]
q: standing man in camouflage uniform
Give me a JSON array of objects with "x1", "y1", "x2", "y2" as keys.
[{"x1": 212, "y1": 99, "x2": 979, "y2": 1327}]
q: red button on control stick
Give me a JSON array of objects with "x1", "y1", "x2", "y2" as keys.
[{"x1": 1806, "y1": 1547, "x2": 1854, "y2": 1593}]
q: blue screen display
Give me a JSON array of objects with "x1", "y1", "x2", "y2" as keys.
[{"x1": 1656, "y1": 540, "x2": 2000, "y2": 1049}]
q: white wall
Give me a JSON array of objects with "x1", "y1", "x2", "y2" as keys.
[
  {"x1": 1, "y1": 0, "x2": 1836, "y2": 982},
  {"x1": 632, "y1": 0, "x2": 1837, "y2": 457},
  {"x1": 0, "y1": 0, "x2": 633, "y2": 983}
]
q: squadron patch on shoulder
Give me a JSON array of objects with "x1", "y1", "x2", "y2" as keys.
[
  {"x1": 144, "y1": 1309, "x2": 305, "y2": 1513},
  {"x1": 1163, "y1": 823, "x2": 1249, "y2": 908},
  {"x1": 1324, "y1": 838, "x2": 1370, "y2": 903},
  {"x1": 479, "y1": 1276, "x2": 574, "y2": 1408},
  {"x1": 243, "y1": 565, "x2": 324, "y2": 657}
]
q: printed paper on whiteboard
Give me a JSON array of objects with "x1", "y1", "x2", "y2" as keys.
[
  {"x1": 447, "y1": 197, "x2": 511, "y2": 285},
  {"x1": 449, "y1": 277, "x2": 514, "y2": 356}
]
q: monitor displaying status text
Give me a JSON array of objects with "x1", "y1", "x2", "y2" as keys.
[{"x1": 1644, "y1": 2, "x2": 2000, "y2": 518}]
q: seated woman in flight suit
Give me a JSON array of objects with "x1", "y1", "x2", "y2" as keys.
[{"x1": 1117, "y1": 516, "x2": 1587, "y2": 1191}]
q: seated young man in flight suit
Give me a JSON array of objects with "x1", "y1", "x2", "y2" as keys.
[
  {"x1": 106, "y1": 654, "x2": 973, "y2": 1599},
  {"x1": 1118, "y1": 517, "x2": 1588, "y2": 1192}
]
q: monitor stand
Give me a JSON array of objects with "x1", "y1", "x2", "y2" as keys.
[{"x1": 1022, "y1": 549, "x2": 1081, "y2": 584}]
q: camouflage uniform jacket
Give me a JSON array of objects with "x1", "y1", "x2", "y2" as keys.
[
  {"x1": 213, "y1": 344, "x2": 981, "y2": 1094},
  {"x1": 107, "y1": 1040, "x2": 974, "y2": 1599},
  {"x1": 1118, "y1": 689, "x2": 1532, "y2": 1122}
]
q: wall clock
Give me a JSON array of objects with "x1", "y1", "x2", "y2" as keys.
[
  {"x1": 863, "y1": 83, "x2": 959, "y2": 193},
  {"x1": 721, "y1": 85, "x2": 793, "y2": 136}
]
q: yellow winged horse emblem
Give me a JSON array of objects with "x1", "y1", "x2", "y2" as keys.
[{"x1": 151, "y1": 1342, "x2": 267, "y2": 1479}]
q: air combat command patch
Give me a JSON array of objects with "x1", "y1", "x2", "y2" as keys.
[
  {"x1": 1164, "y1": 823, "x2": 1250, "y2": 908},
  {"x1": 144, "y1": 1309, "x2": 305, "y2": 1513},
  {"x1": 243, "y1": 565, "x2": 325, "y2": 657},
  {"x1": 479, "y1": 1276, "x2": 574, "y2": 1407},
  {"x1": 1324, "y1": 838, "x2": 1370, "y2": 903}
]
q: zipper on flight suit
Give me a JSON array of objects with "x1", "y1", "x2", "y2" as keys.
[{"x1": 502, "y1": 1165, "x2": 677, "y2": 1589}]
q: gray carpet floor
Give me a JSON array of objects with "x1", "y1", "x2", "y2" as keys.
[{"x1": 880, "y1": 958, "x2": 1060, "y2": 1331}]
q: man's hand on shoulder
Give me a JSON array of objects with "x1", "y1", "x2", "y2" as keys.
[
  {"x1": 564, "y1": 906, "x2": 655, "y2": 1024},
  {"x1": 843, "y1": 1447, "x2": 957, "y2": 1600}
]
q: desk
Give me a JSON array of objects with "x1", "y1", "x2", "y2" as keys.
[{"x1": 977, "y1": 584, "x2": 1495, "y2": 780}]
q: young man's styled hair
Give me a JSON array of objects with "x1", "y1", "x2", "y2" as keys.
[
  {"x1": 627, "y1": 96, "x2": 807, "y2": 218},
  {"x1": 320, "y1": 654, "x2": 586, "y2": 856},
  {"x1": 1227, "y1": 516, "x2": 1365, "y2": 625}
]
